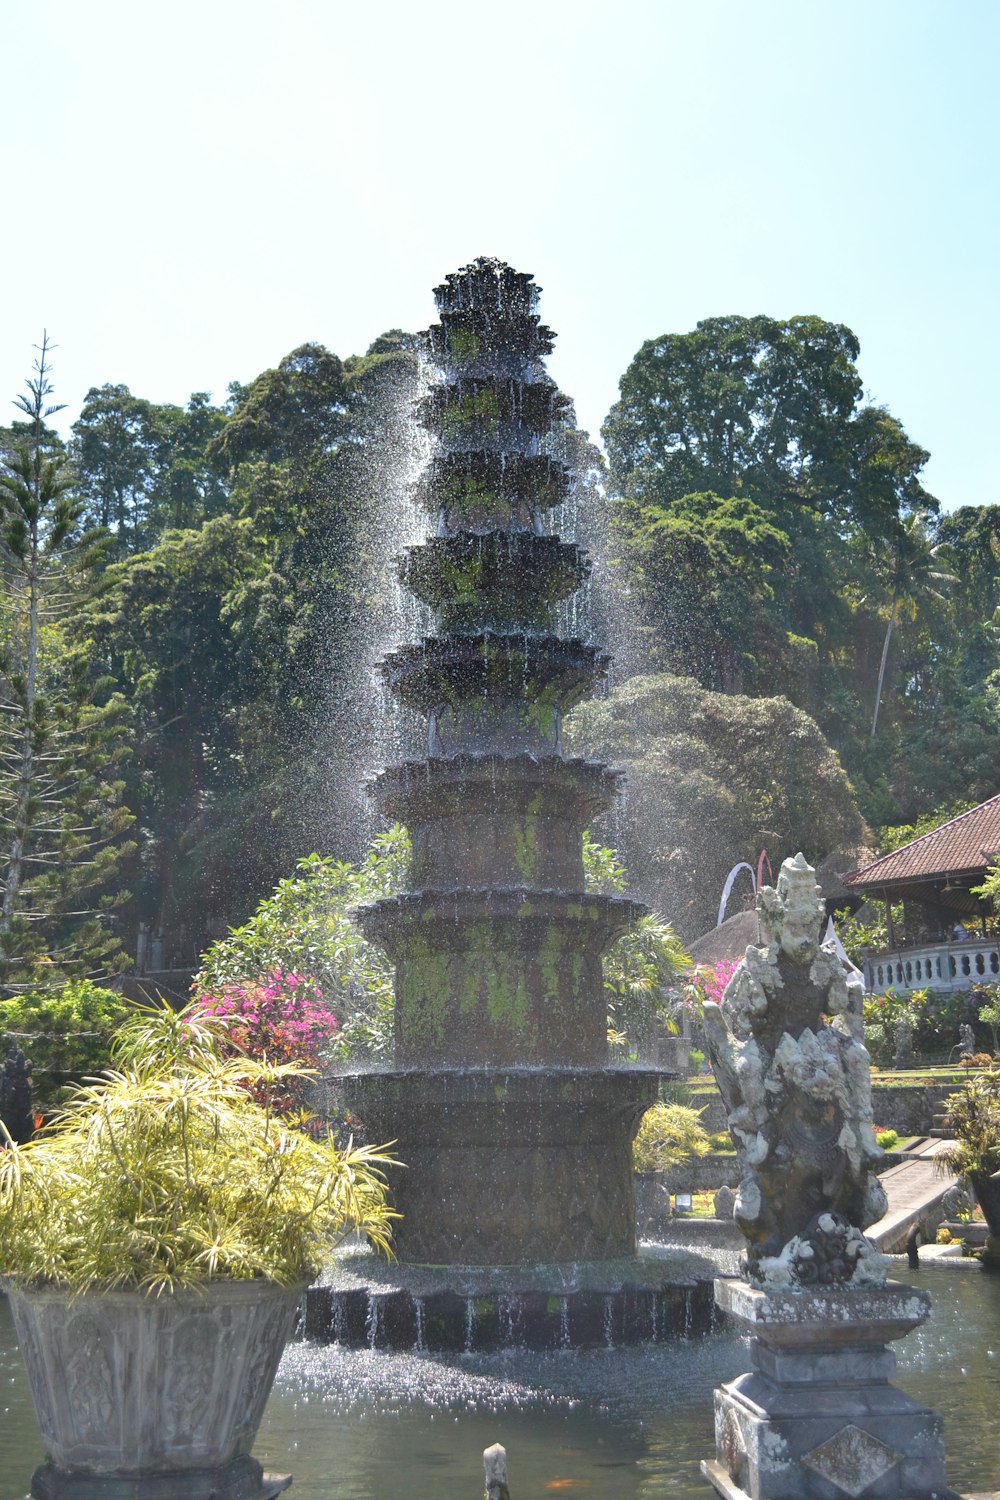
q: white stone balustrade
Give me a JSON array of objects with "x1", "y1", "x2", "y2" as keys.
[{"x1": 863, "y1": 937, "x2": 1000, "y2": 994}]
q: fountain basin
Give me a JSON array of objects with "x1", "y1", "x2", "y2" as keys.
[{"x1": 305, "y1": 1244, "x2": 726, "y2": 1353}]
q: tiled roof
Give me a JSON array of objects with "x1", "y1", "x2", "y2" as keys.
[{"x1": 843, "y1": 793, "x2": 1000, "y2": 889}]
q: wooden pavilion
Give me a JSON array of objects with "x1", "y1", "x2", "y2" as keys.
[{"x1": 843, "y1": 793, "x2": 1000, "y2": 993}]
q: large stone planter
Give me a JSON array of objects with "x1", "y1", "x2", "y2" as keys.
[
  {"x1": 967, "y1": 1170, "x2": 1000, "y2": 1268},
  {"x1": 6, "y1": 1279, "x2": 303, "y2": 1500}
]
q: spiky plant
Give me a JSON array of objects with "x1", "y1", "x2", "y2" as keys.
[
  {"x1": 938, "y1": 1070, "x2": 1000, "y2": 1183},
  {"x1": 0, "y1": 1002, "x2": 397, "y2": 1293},
  {"x1": 632, "y1": 1102, "x2": 711, "y2": 1174}
]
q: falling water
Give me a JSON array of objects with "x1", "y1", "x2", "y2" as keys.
[
  {"x1": 336, "y1": 354, "x2": 434, "y2": 849},
  {"x1": 366, "y1": 1298, "x2": 382, "y2": 1350},
  {"x1": 499, "y1": 1295, "x2": 517, "y2": 1347},
  {"x1": 559, "y1": 1297, "x2": 571, "y2": 1350},
  {"x1": 331, "y1": 1298, "x2": 346, "y2": 1345}
]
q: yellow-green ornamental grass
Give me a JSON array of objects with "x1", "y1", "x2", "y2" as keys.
[
  {"x1": 0, "y1": 1003, "x2": 397, "y2": 1294},
  {"x1": 632, "y1": 1103, "x2": 712, "y2": 1174}
]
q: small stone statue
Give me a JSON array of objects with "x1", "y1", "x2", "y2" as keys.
[
  {"x1": 703, "y1": 854, "x2": 888, "y2": 1290},
  {"x1": 0, "y1": 1044, "x2": 35, "y2": 1146},
  {"x1": 713, "y1": 1184, "x2": 736, "y2": 1220},
  {"x1": 483, "y1": 1443, "x2": 510, "y2": 1500},
  {"x1": 893, "y1": 1014, "x2": 914, "y2": 1068},
  {"x1": 959, "y1": 1022, "x2": 975, "y2": 1057},
  {"x1": 940, "y1": 1182, "x2": 973, "y2": 1220}
]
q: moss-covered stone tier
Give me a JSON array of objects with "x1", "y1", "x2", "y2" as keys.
[
  {"x1": 346, "y1": 258, "x2": 661, "y2": 1266},
  {"x1": 400, "y1": 533, "x2": 589, "y2": 633}
]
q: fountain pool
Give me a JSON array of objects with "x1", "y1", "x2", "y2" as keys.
[{"x1": 2, "y1": 1264, "x2": 1000, "y2": 1499}]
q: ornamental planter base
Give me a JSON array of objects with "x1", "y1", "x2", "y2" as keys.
[{"x1": 27, "y1": 1453, "x2": 290, "y2": 1500}]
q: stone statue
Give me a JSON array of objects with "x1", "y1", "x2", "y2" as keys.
[
  {"x1": 0, "y1": 1044, "x2": 35, "y2": 1146},
  {"x1": 959, "y1": 1022, "x2": 975, "y2": 1057},
  {"x1": 483, "y1": 1444, "x2": 510, "y2": 1500},
  {"x1": 713, "y1": 1184, "x2": 736, "y2": 1220},
  {"x1": 703, "y1": 854, "x2": 888, "y2": 1289}
]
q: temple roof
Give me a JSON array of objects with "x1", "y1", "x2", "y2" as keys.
[{"x1": 843, "y1": 792, "x2": 1000, "y2": 893}]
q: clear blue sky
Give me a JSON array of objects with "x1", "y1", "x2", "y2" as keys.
[{"x1": 3, "y1": 0, "x2": 997, "y2": 511}]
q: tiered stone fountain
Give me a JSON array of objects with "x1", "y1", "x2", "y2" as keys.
[{"x1": 310, "y1": 260, "x2": 717, "y2": 1349}]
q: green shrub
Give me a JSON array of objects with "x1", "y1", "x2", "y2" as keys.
[
  {"x1": 632, "y1": 1102, "x2": 711, "y2": 1173},
  {"x1": 583, "y1": 834, "x2": 692, "y2": 1059},
  {"x1": 875, "y1": 1128, "x2": 898, "y2": 1150},
  {"x1": 0, "y1": 981, "x2": 136, "y2": 1108},
  {"x1": 194, "y1": 829, "x2": 407, "y2": 1064}
]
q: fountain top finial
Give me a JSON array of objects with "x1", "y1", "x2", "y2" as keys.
[{"x1": 433, "y1": 256, "x2": 541, "y2": 317}]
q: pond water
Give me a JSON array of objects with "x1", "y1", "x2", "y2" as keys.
[{"x1": 3, "y1": 1264, "x2": 1000, "y2": 1499}]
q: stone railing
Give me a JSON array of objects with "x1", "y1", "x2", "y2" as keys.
[{"x1": 863, "y1": 936, "x2": 1000, "y2": 994}]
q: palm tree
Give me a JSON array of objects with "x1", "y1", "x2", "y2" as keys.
[{"x1": 870, "y1": 510, "x2": 955, "y2": 737}]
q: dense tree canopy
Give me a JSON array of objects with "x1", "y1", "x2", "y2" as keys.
[
  {"x1": 4, "y1": 300, "x2": 993, "y2": 981},
  {"x1": 566, "y1": 674, "x2": 867, "y2": 939},
  {"x1": 72, "y1": 386, "x2": 229, "y2": 551},
  {"x1": 68, "y1": 334, "x2": 422, "y2": 963},
  {"x1": 601, "y1": 314, "x2": 999, "y2": 831},
  {"x1": 602, "y1": 316, "x2": 934, "y2": 532}
]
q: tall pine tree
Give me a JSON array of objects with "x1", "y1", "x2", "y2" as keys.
[{"x1": 0, "y1": 337, "x2": 135, "y2": 989}]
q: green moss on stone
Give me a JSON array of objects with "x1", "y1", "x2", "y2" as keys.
[
  {"x1": 538, "y1": 923, "x2": 565, "y2": 1006},
  {"x1": 448, "y1": 327, "x2": 481, "y2": 365},
  {"x1": 512, "y1": 793, "x2": 545, "y2": 883}
]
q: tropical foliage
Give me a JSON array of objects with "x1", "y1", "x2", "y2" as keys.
[
  {"x1": 939, "y1": 1070, "x2": 1000, "y2": 1183},
  {"x1": 582, "y1": 834, "x2": 692, "y2": 1056},
  {"x1": 193, "y1": 827, "x2": 406, "y2": 1062},
  {"x1": 602, "y1": 316, "x2": 1000, "y2": 830},
  {"x1": 189, "y1": 968, "x2": 340, "y2": 1120},
  {"x1": 0, "y1": 343, "x2": 135, "y2": 989},
  {"x1": 6, "y1": 301, "x2": 997, "y2": 979},
  {"x1": 566, "y1": 674, "x2": 866, "y2": 937},
  {"x1": 0, "y1": 1002, "x2": 396, "y2": 1292}
]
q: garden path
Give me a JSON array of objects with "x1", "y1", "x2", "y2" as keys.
[{"x1": 868, "y1": 1137, "x2": 958, "y2": 1252}]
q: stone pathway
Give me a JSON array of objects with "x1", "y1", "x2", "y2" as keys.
[{"x1": 867, "y1": 1137, "x2": 958, "y2": 1252}]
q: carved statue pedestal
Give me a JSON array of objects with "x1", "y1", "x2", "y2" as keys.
[{"x1": 702, "y1": 1278, "x2": 961, "y2": 1500}]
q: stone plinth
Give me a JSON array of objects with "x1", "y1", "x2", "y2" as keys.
[{"x1": 702, "y1": 1278, "x2": 961, "y2": 1500}]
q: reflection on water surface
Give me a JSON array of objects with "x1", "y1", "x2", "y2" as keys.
[{"x1": 3, "y1": 1266, "x2": 1000, "y2": 1499}]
